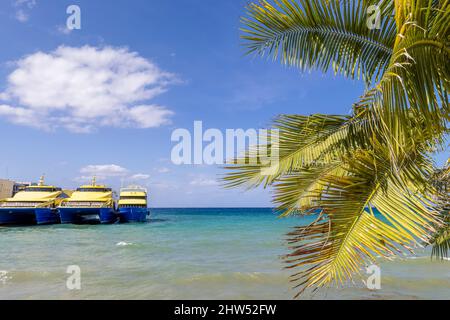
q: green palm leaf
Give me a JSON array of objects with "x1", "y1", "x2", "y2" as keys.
[
  {"x1": 242, "y1": 0, "x2": 396, "y2": 85},
  {"x1": 430, "y1": 160, "x2": 450, "y2": 259},
  {"x1": 225, "y1": 0, "x2": 449, "y2": 296}
]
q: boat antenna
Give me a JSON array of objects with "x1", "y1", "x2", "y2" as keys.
[
  {"x1": 39, "y1": 174, "x2": 45, "y2": 186},
  {"x1": 92, "y1": 176, "x2": 97, "y2": 186}
]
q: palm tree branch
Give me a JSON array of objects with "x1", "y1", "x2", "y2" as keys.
[
  {"x1": 285, "y1": 149, "x2": 440, "y2": 295},
  {"x1": 242, "y1": 0, "x2": 396, "y2": 85}
]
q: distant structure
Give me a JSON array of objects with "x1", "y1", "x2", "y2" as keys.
[
  {"x1": 13, "y1": 181, "x2": 37, "y2": 195},
  {"x1": 0, "y1": 179, "x2": 14, "y2": 200},
  {"x1": 0, "y1": 179, "x2": 38, "y2": 200}
]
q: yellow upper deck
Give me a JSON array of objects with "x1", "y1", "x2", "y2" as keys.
[
  {"x1": 65, "y1": 178, "x2": 113, "y2": 204},
  {"x1": 9, "y1": 187, "x2": 62, "y2": 202},
  {"x1": 0, "y1": 176, "x2": 64, "y2": 207},
  {"x1": 118, "y1": 186, "x2": 148, "y2": 206}
]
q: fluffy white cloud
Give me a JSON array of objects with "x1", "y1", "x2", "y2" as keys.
[
  {"x1": 15, "y1": 0, "x2": 37, "y2": 8},
  {"x1": 15, "y1": 10, "x2": 29, "y2": 22},
  {"x1": 80, "y1": 164, "x2": 129, "y2": 178},
  {"x1": 0, "y1": 104, "x2": 38, "y2": 126},
  {"x1": 56, "y1": 25, "x2": 72, "y2": 35},
  {"x1": 189, "y1": 178, "x2": 218, "y2": 187},
  {"x1": 129, "y1": 173, "x2": 151, "y2": 180},
  {"x1": 157, "y1": 167, "x2": 170, "y2": 173},
  {"x1": 0, "y1": 46, "x2": 176, "y2": 132},
  {"x1": 127, "y1": 105, "x2": 173, "y2": 129},
  {"x1": 13, "y1": 0, "x2": 36, "y2": 22},
  {"x1": 77, "y1": 165, "x2": 151, "y2": 183}
]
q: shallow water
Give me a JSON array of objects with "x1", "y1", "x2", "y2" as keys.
[{"x1": 0, "y1": 208, "x2": 449, "y2": 300}]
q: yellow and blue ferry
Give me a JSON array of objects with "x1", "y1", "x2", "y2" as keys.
[
  {"x1": 58, "y1": 177, "x2": 118, "y2": 224},
  {"x1": 118, "y1": 186, "x2": 149, "y2": 223},
  {"x1": 0, "y1": 176, "x2": 67, "y2": 226}
]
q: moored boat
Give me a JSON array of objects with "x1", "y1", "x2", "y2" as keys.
[
  {"x1": 58, "y1": 177, "x2": 118, "y2": 224},
  {"x1": 118, "y1": 186, "x2": 149, "y2": 223},
  {"x1": 0, "y1": 176, "x2": 66, "y2": 226}
]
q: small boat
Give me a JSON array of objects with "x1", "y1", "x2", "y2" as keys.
[
  {"x1": 58, "y1": 177, "x2": 118, "y2": 224},
  {"x1": 0, "y1": 176, "x2": 66, "y2": 226},
  {"x1": 118, "y1": 185, "x2": 150, "y2": 223}
]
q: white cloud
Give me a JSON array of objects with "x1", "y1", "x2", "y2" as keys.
[
  {"x1": 0, "y1": 104, "x2": 41, "y2": 127},
  {"x1": 56, "y1": 25, "x2": 72, "y2": 35},
  {"x1": 0, "y1": 46, "x2": 176, "y2": 132},
  {"x1": 189, "y1": 178, "x2": 218, "y2": 187},
  {"x1": 157, "y1": 167, "x2": 170, "y2": 173},
  {"x1": 127, "y1": 105, "x2": 173, "y2": 128},
  {"x1": 77, "y1": 165, "x2": 152, "y2": 183},
  {"x1": 74, "y1": 176, "x2": 99, "y2": 183},
  {"x1": 152, "y1": 181, "x2": 174, "y2": 190},
  {"x1": 80, "y1": 164, "x2": 129, "y2": 178},
  {"x1": 129, "y1": 173, "x2": 151, "y2": 180},
  {"x1": 15, "y1": 10, "x2": 29, "y2": 22},
  {"x1": 13, "y1": 0, "x2": 36, "y2": 22},
  {"x1": 14, "y1": 0, "x2": 37, "y2": 9}
]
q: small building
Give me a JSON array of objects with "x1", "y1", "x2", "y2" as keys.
[
  {"x1": 13, "y1": 182, "x2": 35, "y2": 196},
  {"x1": 0, "y1": 179, "x2": 15, "y2": 200},
  {"x1": 0, "y1": 180, "x2": 39, "y2": 199}
]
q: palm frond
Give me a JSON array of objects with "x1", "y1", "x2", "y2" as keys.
[
  {"x1": 273, "y1": 162, "x2": 344, "y2": 216},
  {"x1": 225, "y1": 0, "x2": 450, "y2": 296},
  {"x1": 366, "y1": 0, "x2": 450, "y2": 157},
  {"x1": 223, "y1": 112, "x2": 373, "y2": 188},
  {"x1": 431, "y1": 222, "x2": 450, "y2": 259},
  {"x1": 242, "y1": 0, "x2": 396, "y2": 85},
  {"x1": 430, "y1": 160, "x2": 450, "y2": 259},
  {"x1": 285, "y1": 149, "x2": 439, "y2": 296}
]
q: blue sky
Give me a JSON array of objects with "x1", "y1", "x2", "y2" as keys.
[{"x1": 0, "y1": 0, "x2": 447, "y2": 207}]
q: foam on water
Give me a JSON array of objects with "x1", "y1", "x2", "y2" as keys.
[
  {"x1": 116, "y1": 242, "x2": 134, "y2": 247},
  {"x1": 0, "y1": 271, "x2": 11, "y2": 285}
]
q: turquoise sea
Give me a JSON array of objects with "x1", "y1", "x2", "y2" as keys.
[{"x1": 0, "y1": 208, "x2": 449, "y2": 300}]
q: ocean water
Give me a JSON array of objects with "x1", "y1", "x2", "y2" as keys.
[{"x1": 0, "y1": 208, "x2": 449, "y2": 300}]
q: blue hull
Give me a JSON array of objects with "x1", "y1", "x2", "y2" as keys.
[
  {"x1": 35, "y1": 208, "x2": 60, "y2": 225},
  {"x1": 59, "y1": 207, "x2": 118, "y2": 224},
  {"x1": 119, "y1": 207, "x2": 149, "y2": 223},
  {"x1": 0, "y1": 208, "x2": 37, "y2": 226}
]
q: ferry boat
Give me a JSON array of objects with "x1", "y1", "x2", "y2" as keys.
[
  {"x1": 118, "y1": 186, "x2": 149, "y2": 223},
  {"x1": 58, "y1": 177, "x2": 118, "y2": 224},
  {"x1": 0, "y1": 176, "x2": 66, "y2": 226}
]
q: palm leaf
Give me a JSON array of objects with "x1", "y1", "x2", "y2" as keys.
[
  {"x1": 242, "y1": 0, "x2": 396, "y2": 86},
  {"x1": 223, "y1": 111, "x2": 375, "y2": 188},
  {"x1": 430, "y1": 160, "x2": 450, "y2": 259},
  {"x1": 225, "y1": 0, "x2": 449, "y2": 296},
  {"x1": 285, "y1": 149, "x2": 439, "y2": 296}
]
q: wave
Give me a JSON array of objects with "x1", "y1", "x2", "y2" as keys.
[
  {"x1": 0, "y1": 270, "x2": 11, "y2": 284},
  {"x1": 116, "y1": 241, "x2": 134, "y2": 247}
]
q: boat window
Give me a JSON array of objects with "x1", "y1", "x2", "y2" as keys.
[
  {"x1": 76, "y1": 188, "x2": 112, "y2": 192},
  {"x1": 120, "y1": 196, "x2": 147, "y2": 200},
  {"x1": 120, "y1": 204, "x2": 147, "y2": 208},
  {"x1": 24, "y1": 187, "x2": 62, "y2": 192}
]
